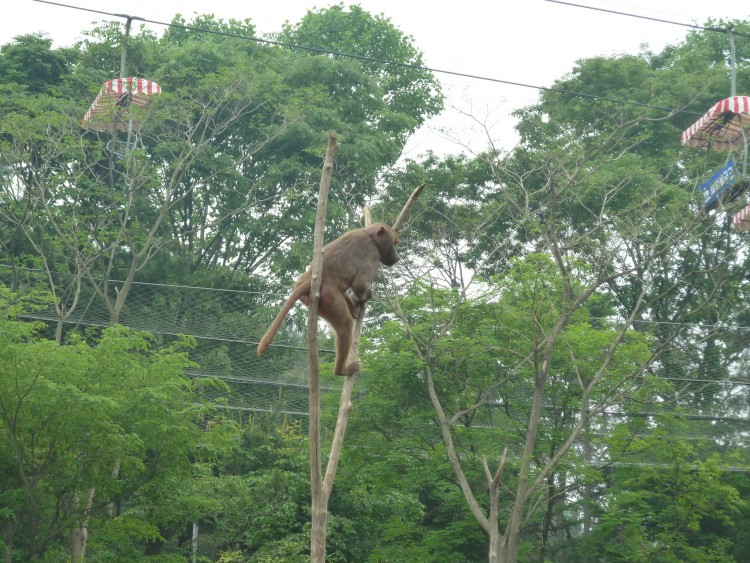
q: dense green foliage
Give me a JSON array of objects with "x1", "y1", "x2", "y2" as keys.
[{"x1": 2, "y1": 6, "x2": 750, "y2": 561}]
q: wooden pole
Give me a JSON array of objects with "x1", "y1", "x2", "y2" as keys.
[
  {"x1": 309, "y1": 131, "x2": 339, "y2": 563},
  {"x1": 308, "y1": 174, "x2": 424, "y2": 561}
]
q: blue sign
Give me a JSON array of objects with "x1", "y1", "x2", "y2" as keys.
[{"x1": 700, "y1": 159, "x2": 736, "y2": 208}]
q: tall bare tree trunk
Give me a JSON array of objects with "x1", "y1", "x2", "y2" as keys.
[
  {"x1": 70, "y1": 486, "x2": 95, "y2": 562},
  {"x1": 308, "y1": 132, "x2": 339, "y2": 562},
  {"x1": 485, "y1": 450, "x2": 507, "y2": 563},
  {"x1": 107, "y1": 460, "x2": 121, "y2": 518},
  {"x1": 504, "y1": 360, "x2": 548, "y2": 561},
  {"x1": 582, "y1": 436, "x2": 593, "y2": 537},
  {"x1": 555, "y1": 473, "x2": 567, "y2": 562},
  {"x1": 4, "y1": 521, "x2": 17, "y2": 563},
  {"x1": 70, "y1": 525, "x2": 83, "y2": 562},
  {"x1": 306, "y1": 144, "x2": 422, "y2": 561}
]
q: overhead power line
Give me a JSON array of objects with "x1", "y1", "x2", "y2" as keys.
[
  {"x1": 29, "y1": 0, "x2": 705, "y2": 117},
  {"x1": 544, "y1": 0, "x2": 750, "y2": 39}
]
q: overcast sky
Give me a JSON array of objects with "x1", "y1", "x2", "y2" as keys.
[{"x1": 2, "y1": 0, "x2": 749, "y2": 158}]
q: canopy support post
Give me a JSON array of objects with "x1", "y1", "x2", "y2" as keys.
[
  {"x1": 119, "y1": 17, "x2": 132, "y2": 79},
  {"x1": 725, "y1": 27, "x2": 747, "y2": 175},
  {"x1": 728, "y1": 26, "x2": 737, "y2": 98}
]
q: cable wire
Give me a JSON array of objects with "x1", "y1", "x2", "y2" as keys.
[{"x1": 544, "y1": 0, "x2": 750, "y2": 38}]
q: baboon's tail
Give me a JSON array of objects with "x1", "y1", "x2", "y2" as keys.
[{"x1": 256, "y1": 282, "x2": 311, "y2": 356}]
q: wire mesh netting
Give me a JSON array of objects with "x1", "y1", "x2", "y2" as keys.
[
  {"x1": 1, "y1": 266, "x2": 338, "y2": 417},
  {"x1": 3, "y1": 265, "x2": 750, "y2": 469}
]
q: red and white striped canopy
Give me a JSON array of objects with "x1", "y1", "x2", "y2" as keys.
[
  {"x1": 732, "y1": 203, "x2": 750, "y2": 231},
  {"x1": 82, "y1": 77, "x2": 161, "y2": 132},
  {"x1": 681, "y1": 96, "x2": 750, "y2": 151}
]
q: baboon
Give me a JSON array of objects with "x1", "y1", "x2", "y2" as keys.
[{"x1": 256, "y1": 223, "x2": 400, "y2": 375}]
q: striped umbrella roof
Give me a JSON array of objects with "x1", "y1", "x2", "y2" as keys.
[
  {"x1": 82, "y1": 77, "x2": 161, "y2": 132},
  {"x1": 681, "y1": 96, "x2": 750, "y2": 151}
]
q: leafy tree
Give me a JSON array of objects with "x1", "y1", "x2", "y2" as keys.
[
  {"x1": 0, "y1": 34, "x2": 73, "y2": 95},
  {"x1": 569, "y1": 436, "x2": 743, "y2": 562},
  {"x1": 365, "y1": 24, "x2": 749, "y2": 554},
  {"x1": 513, "y1": 24, "x2": 750, "y2": 539},
  {"x1": 0, "y1": 286, "x2": 201, "y2": 561},
  {"x1": 365, "y1": 248, "x2": 662, "y2": 561},
  {"x1": 279, "y1": 3, "x2": 443, "y2": 214}
]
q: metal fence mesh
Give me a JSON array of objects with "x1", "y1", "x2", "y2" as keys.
[
  {"x1": 3, "y1": 265, "x2": 750, "y2": 469},
  {"x1": 1, "y1": 266, "x2": 338, "y2": 417}
]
